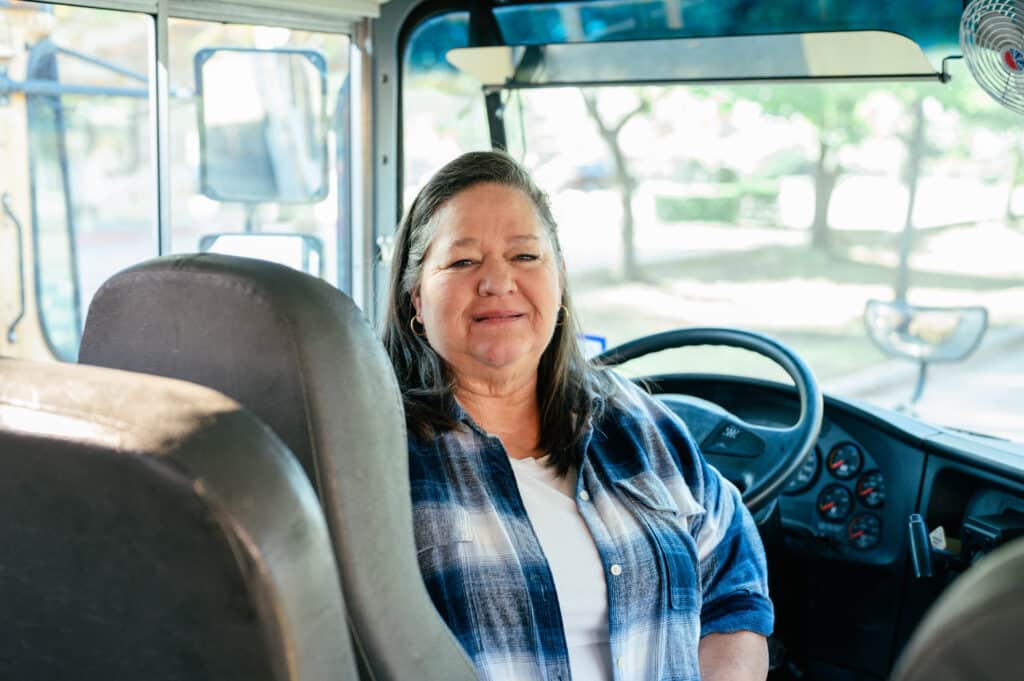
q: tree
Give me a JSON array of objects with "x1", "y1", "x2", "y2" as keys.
[
  {"x1": 929, "y1": 63, "x2": 1024, "y2": 226},
  {"x1": 748, "y1": 84, "x2": 870, "y2": 253},
  {"x1": 895, "y1": 93, "x2": 928, "y2": 302},
  {"x1": 579, "y1": 88, "x2": 651, "y2": 281}
]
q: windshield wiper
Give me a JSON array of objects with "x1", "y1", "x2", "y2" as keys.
[{"x1": 939, "y1": 425, "x2": 1010, "y2": 442}]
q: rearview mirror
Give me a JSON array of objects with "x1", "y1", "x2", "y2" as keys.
[
  {"x1": 864, "y1": 300, "x2": 988, "y2": 407},
  {"x1": 864, "y1": 300, "x2": 988, "y2": 363},
  {"x1": 195, "y1": 47, "x2": 328, "y2": 204}
]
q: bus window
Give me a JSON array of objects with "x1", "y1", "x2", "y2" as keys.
[
  {"x1": 0, "y1": 3, "x2": 353, "y2": 363},
  {"x1": 402, "y1": 11, "x2": 486, "y2": 209},
  {"x1": 4, "y1": 3, "x2": 153, "y2": 361}
]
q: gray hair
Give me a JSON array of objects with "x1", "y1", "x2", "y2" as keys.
[{"x1": 381, "y1": 150, "x2": 608, "y2": 474}]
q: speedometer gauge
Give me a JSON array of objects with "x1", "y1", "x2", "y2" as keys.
[
  {"x1": 827, "y1": 442, "x2": 863, "y2": 480},
  {"x1": 783, "y1": 446, "x2": 820, "y2": 495},
  {"x1": 856, "y1": 471, "x2": 886, "y2": 508},
  {"x1": 817, "y1": 484, "x2": 853, "y2": 522},
  {"x1": 848, "y1": 513, "x2": 882, "y2": 550}
]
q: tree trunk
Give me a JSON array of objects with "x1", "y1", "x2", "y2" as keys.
[
  {"x1": 811, "y1": 139, "x2": 837, "y2": 252},
  {"x1": 1006, "y1": 137, "x2": 1021, "y2": 223},
  {"x1": 895, "y1": 97, "x2": 926, "y2": 303},
  {"x1": 612, "y1": 152, "x2": 639, "y2": 280},
  {"x1": 581, "y1": 91, "x2": 643, "y2": 281}
]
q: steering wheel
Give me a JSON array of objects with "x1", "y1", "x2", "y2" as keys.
[{"x1": 595, "y1": 327, "x2": 823, "y2": 514}]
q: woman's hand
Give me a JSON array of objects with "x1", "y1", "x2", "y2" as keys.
[{"x1": 698, "y1": 631, "x2": 769, "y2": 681}]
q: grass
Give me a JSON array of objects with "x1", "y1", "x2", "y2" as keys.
[{"x1": 569, "y1": 225, "x2": 1023, "y2": 383}]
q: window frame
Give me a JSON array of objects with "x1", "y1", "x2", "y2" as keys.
[{"x1": 17, "y1": 0, "x2": 375, "y2": 314}]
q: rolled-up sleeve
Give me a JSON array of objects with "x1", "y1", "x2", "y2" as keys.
[
  {"x1": 601, "y1": 372, "x2": 775, "y2": 644},
  {"x1": 693, "y1": 455, "x2": 774, "y2": 637}
]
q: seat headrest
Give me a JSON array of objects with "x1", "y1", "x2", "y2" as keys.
[
  {"x1": 79, "y1": 253, "x2": 475, "y2": 681},
  {"x1": 79, "y1": 253, "x2": 376, "y2": 484},
  {"x1": 0, "y1": 357, "x2": 355, "y2": 680}
]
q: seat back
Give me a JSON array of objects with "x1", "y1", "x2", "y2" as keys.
[
  {"x1": 79, "y1": 253, "x2": 476, "y2": 681},
  {"x1": 0, "y1": 358, "x2": 355, "y2": 681},
  {"x1": 890, "y1": 536, "x2": 1024, "y2": 681}
]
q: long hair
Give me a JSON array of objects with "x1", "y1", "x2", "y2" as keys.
[{"x1": 381, "y1": 150, "x2": 608, "y2": 475}]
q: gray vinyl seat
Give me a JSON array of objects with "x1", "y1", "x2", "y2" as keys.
[
  {"x1": 0, "y1": 357, "x2": 355, "y2": 681},
  {"x1": 78, "y1": 253, "x2": 476, "y2": 681},
  {"x1": 889, "y1": 536, "x2": 1024, "y2": 681}
]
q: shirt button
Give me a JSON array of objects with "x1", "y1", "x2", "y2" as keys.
[
  {"x1": 616, "y1": 657, "x2": 625, "y2": 670},
  {"x1": 579, "y1": 490, "x2": 590, "y2": 502},
  {"x1": 610, "y1": 563, "x2": 623, "y2": 576}
]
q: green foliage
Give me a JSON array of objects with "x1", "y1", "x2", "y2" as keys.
[
  {"x1": 655, "y1": 181, "x2": 778, "y2": 224},
  {"x1": 745, "y1": 82, "x2": 873, "y2": 147},
  {"x1": 656, "y1": 194, "x2": 739, "y2": 223}
]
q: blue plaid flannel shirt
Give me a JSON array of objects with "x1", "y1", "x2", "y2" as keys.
[{"x1": 410, "y1": 373, "x2": 773, "y2": 681}]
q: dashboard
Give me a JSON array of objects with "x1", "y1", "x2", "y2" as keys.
[
  {"x1": 783, "y1": 436, "x2": 888, "y2": 554},
  {"x1": 646, "y1": 373, "x2": 1024, "y2": 680}
]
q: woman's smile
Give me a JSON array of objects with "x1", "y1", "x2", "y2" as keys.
[{"x1": 471, "y1": 309, "x2": 527, "y2": 325}]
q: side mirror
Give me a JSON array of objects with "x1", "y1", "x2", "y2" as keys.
[
  {"x1": 199, "y1": 233, "x2": 324, "y2": 278},
  {"x1": 195, "y1": 47, "x2": 328, "y2": 205},
  {"x1": 863, "y1": 299, "x2": 988, "y2": 404}
]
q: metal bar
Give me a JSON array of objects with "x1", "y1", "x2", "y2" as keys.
[
  {"x1": 483, "y1": 72, "x2": 948, "y2": 93},
  {"x1": 152, "y1": 5, "x2": 170, "y2": 255},
  {"x1": 55, "y1": 45, "x2": 149, "y2": 83},
  {"x1": 0, "y1": 76, "x2": 148, "y2": 98},
  {"x1": 2, "y1": 193, "x2": 27, "y2": 344},
  {"x1": 910, "y1": 362, "x2": 928, "y2": 405},
  {"x1": 485, "y1": 90, "x2": 507, "y2": 151},
  {"x1": 353, "y1": 17, "x2": 375, "y2": 314}
]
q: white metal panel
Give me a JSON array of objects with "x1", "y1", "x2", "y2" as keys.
[
  {"x1": 30, "y1": 1, "x2": 388, "y2": 31},
  {"x1": 166, "y1": 0, "x2": 387, "y2": 33},
  {"x1": 25, "y1": 0, "x2": 159, "y2": 13}
]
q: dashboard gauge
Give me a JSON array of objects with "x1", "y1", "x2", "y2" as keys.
[
  {"x1": 856, "y1": 471, "x2": 886, "y2": 508},
  {"x1": 817, "y1": 484, "x2": 853, "y2": 522},
  {"x1": 826, "y1": 442, "x2": 863, "y2": 480},
  {"x1": 848, "y1": 512, "x2": 882, "y2": 550},
  {"x1": 783, "y1": 446, "x2": 820, "y2": 495}
]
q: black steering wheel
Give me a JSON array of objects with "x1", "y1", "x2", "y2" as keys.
[{"x1": 595, "y1": 327, "x2": 823, "y2": 514}]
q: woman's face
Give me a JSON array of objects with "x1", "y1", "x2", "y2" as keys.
[{"x1": 412, "y1": 182, "x2": 562, "y2": 384}]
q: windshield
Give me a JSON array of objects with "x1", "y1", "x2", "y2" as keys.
[{"x1": 402, "y1": 9, "x2": 1024, "y2": 443}]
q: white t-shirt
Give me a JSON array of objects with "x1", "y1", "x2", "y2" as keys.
[{"x1": 509, "y1": 455, "x2": 612, "y2": 681}]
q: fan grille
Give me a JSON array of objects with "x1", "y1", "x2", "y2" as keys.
[{"x1": 961, "y1": 0, "x2": 1024, "y2": 114}]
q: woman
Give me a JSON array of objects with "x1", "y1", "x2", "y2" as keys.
[{"x1": 382, "y1": 150, "x2": 772, "y2": 681}]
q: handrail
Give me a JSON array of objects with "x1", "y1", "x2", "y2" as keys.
[{"x1": 2, "y1": 193, "x2": 26, "y2": 343}]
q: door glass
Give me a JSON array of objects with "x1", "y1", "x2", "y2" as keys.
[
  {"x1": 168, "y1": 20, "x2": 351, "y2": 290},
  {"x1": 4, "y1": 3, "x2": 154, "y2": 361}
]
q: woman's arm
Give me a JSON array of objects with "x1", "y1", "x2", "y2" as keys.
[{"x1": 699, "y1": 631, "x2": 769, "y2": 681}]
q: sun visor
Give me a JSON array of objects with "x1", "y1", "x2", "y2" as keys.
[{"x1": 447, "y1": 31, "x2": 942, "y2": 89}]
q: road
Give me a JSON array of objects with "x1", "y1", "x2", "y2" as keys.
[{"x1": 828, "y1": 330, "x2": 1024, "y2": 443}]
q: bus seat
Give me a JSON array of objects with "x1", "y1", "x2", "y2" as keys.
[
  {"x1": 0, "y1": 357, "x2": 355, "y2": 681},
  {"x1": 78, "y1": 253, "x2": 476, "y2": 681},
  {"x1": 889, "y1": 535, "x2": 1024, "y2": 681}
]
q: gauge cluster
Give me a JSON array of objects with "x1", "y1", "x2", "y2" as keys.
[{"x1": 782, "y1": 438, "x2": 888, "y2": 557}]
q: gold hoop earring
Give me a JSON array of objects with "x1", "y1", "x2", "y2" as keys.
[
  {"x1": 410, "y1": 316, "x2": 427, "y2": 337},
  {"x1": 556, "y1": 304, "x2": 569, "y2": 327}
]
